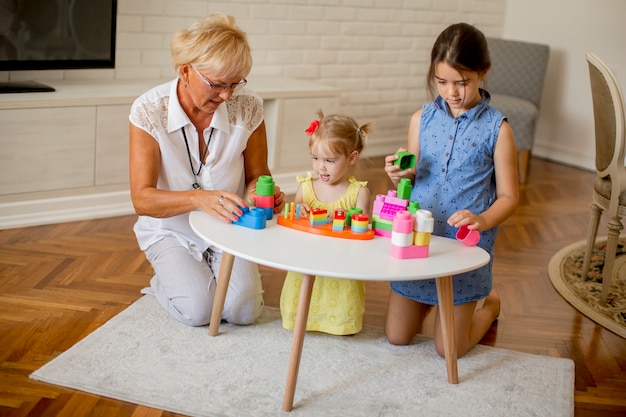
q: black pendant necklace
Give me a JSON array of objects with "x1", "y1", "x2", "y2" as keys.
[{"x1": 182, "y1": 127, "x2": 214, "y2": 190}]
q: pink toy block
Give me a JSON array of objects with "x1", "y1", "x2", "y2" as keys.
[
  {"x1": 392, "y1": 211, "x2": 414, "y2": 234},
  {"x1": 255, "y1": 194, "x2": 274, "y2": 209},
  {"x1": 374, "y1": 228, "x2": 392, "y2": 238},
  {"x1": 372, "y1": 215, "x2": 393, "y2": 237},
  {"x1": 372, "y1": 190, "x2": 409, "y2": 222},
  {"x1": 456, "y1": 224, "x2": 480, "y2": 246},
  {"x1": 372, "y1": 194, "x2": 386, "y2": 216},
  {"x1": 390, "y1": 244, "x2": 429, "y2": 259}
]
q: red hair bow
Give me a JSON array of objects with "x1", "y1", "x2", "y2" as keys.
[{"x1": 305, "y1": 120, "x2": 320, "y2": 136}]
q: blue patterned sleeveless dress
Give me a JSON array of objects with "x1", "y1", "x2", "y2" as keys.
[{"x1": 391, "y1": 91, "x2": 506, "y2": 305}]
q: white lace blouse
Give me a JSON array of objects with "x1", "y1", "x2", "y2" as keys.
[{"x1": 129, "y1": 79, "x2": 264, "y2": 259}]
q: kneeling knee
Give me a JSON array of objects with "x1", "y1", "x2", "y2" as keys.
[
  {"x1": 171, "y1": 298, "x2": 212, "y2": 327},
  {"x1": 385, "y1": 329, "x2": 412, "y2": 346}
]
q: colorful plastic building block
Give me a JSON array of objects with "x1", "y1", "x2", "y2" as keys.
[
  {"x1": 345, "y1": 207, "x2": 362, "y2": 226},
  {"x1": 333, "y1": 209, "x2": 346, "y2": 231},
  {"x1": 371, "y1": 168, "x2": 423, "y2": 237},
  {"x1": 372, "y1": 190, "x2": 409, "y2": 222},
  {"x1": 394, "y1": 151, "x2": 416, "y2": 170},
  {"x1": 389, "y1": 209, "x2": 433, "y2": 259},
  {"x1": 277, "y1": 202, "x2": 374, "y2": 240},
  {"x1": 351, "y1": 214, "x2": 369, "y2": 233},
  {"x1": 232, "y1": 206, "x2": 267, "y2": 229},
  {"x1": 397, "y1": 178, "x2": 412, "y2": 200},
  {"x1": 456, "y1": 224, "x2": 480, "y2": 246},
  {"x1": 372, "y1": 189, "x2": 409, "y2": 237},
  {"x1": 255, "y1": 175, "x2": 275, "y2": 220},
  {"x1": 309, "y1": 207, "x2": 328, "y2": 226}
]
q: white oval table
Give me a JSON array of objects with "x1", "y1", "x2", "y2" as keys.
[{"x1": 189, "y1": 210, "x2": 490, "y2": 412}]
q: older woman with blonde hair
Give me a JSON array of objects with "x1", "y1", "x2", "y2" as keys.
[{"x1": 129, "y1": 13, "x2": 284, "y2": 327}]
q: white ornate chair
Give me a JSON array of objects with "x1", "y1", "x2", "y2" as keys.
[
  {"x1": 580, "y1": 52, "x2": 626, "y2": 300},
  {"x1": 486, "y1": 38, "x2": 550, "y2": 184}
]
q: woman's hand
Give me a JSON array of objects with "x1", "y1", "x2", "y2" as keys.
[
  {"x1": 196, "y1": 190, "x2": 245, "y2": 223},
  {"x1": 272, "y1": 186, "x2": 286, "y2": 214}
]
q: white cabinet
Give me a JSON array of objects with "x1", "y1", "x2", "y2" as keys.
[
  {"x1": 0, "y1": 78, "x2": 339, "y2": 228},
  {"x1": 1, "y1": 106, "x2": 96, "y2": 194},
  {"x1": 95, "y1": 105, "x2": 133, "y2": 186}
]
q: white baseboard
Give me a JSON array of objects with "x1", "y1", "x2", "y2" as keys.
[
  {"x1": 0, "y1": 190, "x2": 136, "y2": 229},
  {"x1": 533, "y1": 141, "x2": 594, "y2": 171}
]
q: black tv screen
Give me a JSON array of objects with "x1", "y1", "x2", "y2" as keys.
[{"x1": 0, "y1": 0, "x2": 117, "y2": 91}]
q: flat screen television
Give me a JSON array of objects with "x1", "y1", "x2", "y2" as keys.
[{"x1": 0, "y1": 0, "x2": 117, "y2": 93}]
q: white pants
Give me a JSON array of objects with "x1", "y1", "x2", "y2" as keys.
[{"x1": 142, "y1": 236, "x2": 264, "y2": 326}]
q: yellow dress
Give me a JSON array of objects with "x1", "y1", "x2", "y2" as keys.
[{"x1": 279, "y1": 173, "x2": 368, "y2": 335}]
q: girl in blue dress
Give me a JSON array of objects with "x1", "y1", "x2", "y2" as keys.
[{"x1": 383, "y1": 23, "x2": 519, "y2": 358}]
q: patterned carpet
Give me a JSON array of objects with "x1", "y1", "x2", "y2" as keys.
[{"x1": 549, "y1": 237, "x2": 626, "y2": 338}]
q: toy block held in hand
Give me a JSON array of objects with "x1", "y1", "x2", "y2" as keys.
[
  {"x1": 255, "y1": 175, "x2": 275, "y2": 220},
  {"x1": 232, "y1": 206, "x2": 267, "y2": 229},
  {"x1": 456, "y1": 224, "x2": 480, "y2": 246},
  {"x1": 394, "y1": 151, "x2": 416, "y2": 170}
]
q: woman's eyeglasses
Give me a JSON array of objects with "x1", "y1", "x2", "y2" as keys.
[{"x1": 191, "y1": 65, "x2": 247, "y2": 92}]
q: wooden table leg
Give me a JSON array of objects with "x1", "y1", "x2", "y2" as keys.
[
  {"x1": 208, "y1": 251, "x2": 235, "y2": 336},
  {"x1": 435, "y1": 275, "x2": 459, "y2": 384},
  {"x1": 282, "y1": 273, "x2": 315, "y2": 412}
]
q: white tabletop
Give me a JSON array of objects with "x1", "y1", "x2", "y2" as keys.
[{"x1": 189, "y1": 211, "x2": 490, "y2": 281}]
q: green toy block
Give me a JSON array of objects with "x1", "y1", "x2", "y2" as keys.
[
  {"x1": 397, "y1": 178, "x2": 412, "y2": 200},
  {"x1": 256, "y1": 175, "x2": 275, "y2": 196},
  {"x1": 394, "y1": 151, "x2": 416, "y2": 170}
]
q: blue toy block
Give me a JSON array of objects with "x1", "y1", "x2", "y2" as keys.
[{"x1": 232, "y1": 206, "x2": 267, "y2": 229}]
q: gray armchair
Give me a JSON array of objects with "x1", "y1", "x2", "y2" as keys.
[{"x1": 486, "y1": 38, "x2": 550, "y2": 184}]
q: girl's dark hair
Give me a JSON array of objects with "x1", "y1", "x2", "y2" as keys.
[{"x1": 426, "y1": 23, "x2": 491, "y2": 98}]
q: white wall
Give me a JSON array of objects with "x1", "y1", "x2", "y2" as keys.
[
  {"x1": 502, "y1": 0, "x2": 626, "y2": 171},
  {"x1": 3, "y1": 1, "x2": 621, "y2": 171},
  {"x1": 1, "y1": 0, "x2": 506, "y2": 158}
]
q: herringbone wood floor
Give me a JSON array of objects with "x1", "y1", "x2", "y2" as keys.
[{"x1": 1, "y1": 157, "x2": 625, "y2": 417}]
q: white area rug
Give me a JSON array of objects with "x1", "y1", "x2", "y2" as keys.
[{"x1": 31, "y1": 296, "x2": 574, "y2": 417}]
